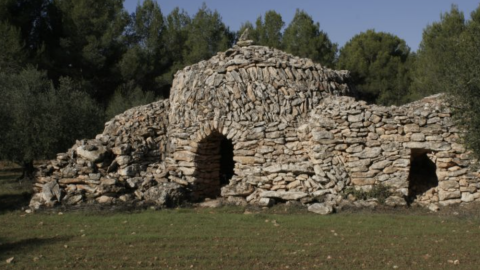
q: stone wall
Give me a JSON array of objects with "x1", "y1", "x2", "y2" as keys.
[
  {"x1": 166, "y1": 45, "x2": 354, "y2": 201},
  {"x1": 306, "y1": 95, "x2": 478, "y2": 207},
  {"x1": 30, "y1": 100, "x2": 174, "y2": 208},
  {"x1": 30, "y1": 44, "x2": 480, "y2": 210}
]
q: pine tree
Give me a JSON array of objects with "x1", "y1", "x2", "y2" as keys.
[
  {"x1": 156, "y1": 7, "x2": 191, "y2": 94},
  {"x1": 283, "y1": 9, "x2": 337, "y2": 67},
  {"x1": 255, "y1": 10, "x2": 284, "y2": 48},
  {"x1": 53, "y1": 0, "x2": 129, "y2": 103},
  {"x1": 119, "y1": 0, "x2": 166, "y2": 96},
  {"x1": 0, "y1": 0, "x2": 62, "y2": 73},
  {"x1": 410, "y1": 5, "x2": 466, "y2": 100},
  {"x1": 0, "y1": 22, "x2": 24, "y2": 73},
  {"x1": 183, "y1": 4, "x2": 233, "y2": 65},
  {"x1": 337, "y1": 30, "x2": 412, "y2": 105},
  {"x1": 439, "y1": 5, "x2": 480, "y2": 158}
]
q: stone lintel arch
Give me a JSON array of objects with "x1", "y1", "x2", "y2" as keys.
[
  {"x1": 191, "y1": 128, "x2": 236, "y2": 200},
  {"x1": 171, "y1": 122, "x2": 248, "y2": 201}
]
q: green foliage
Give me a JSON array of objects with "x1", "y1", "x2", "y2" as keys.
[
  {"x1": 237, "y1": 21, "x2": 256, "y2": 41},
  {"x1": 440, "y1": 5, "x2": 480, "y2": 159},
  {"x1": 408, "y1": 4, "x2": 480, "y2": 159},
  {"x1": 0, "y1": 22, "x2": 24, "y2": 73},
  {"x1": 337, "y1": 30, "x2": 412, "y2": 105},
  {"x1": 119, "y1": 0, "x2": 167, "y2": 96},
  {"x1": 0, "y1": 0, "x2": 60, "y2": 58},
  {"x1": 0, "y1": 68, "x2": 104, "y2": 165},
  {"x1": 343, "y1": 184, "x2": 392, "y2": 204},
  {"x1": 53, "y1": 0, "x2": 129, "y2": 102},
  {"x1": 283, "y1": 9, "x2": 337, "y2": 67},
  {"x1": 132, "y1": 0, "x2": 165, "y2": 53},
  {"x1": 183, "y1": 4, "x2": 233, "y2": 65},
  {"x1": 255, "y1": 10, "x2": 284, "y2": 48},
  {"x1": 106, "y1": 82, "x2": 157, "y2": 120},
  {"x1": 0, "y1": 1, "x2": 243, "y2": 167},
  {"x1": 410, "y1": 5, "x2": 466, "y2": 100},
  {"x1": 157, "y1": 7, "x2": 191, "y2": 90}
]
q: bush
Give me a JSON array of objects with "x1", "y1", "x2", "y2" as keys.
[
  {"x1": 0, "y1": 68, "x2": 104, "y2": 176},
  {"x1": 343, "y1": 184, "x2": 392, "y2": 204},
  {"x1": 105, "y1": 81, "x2": 157, "y2": 120}
]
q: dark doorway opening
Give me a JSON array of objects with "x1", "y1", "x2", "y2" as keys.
[
  {"x1": 407, "y1": 149, "x2": 438, "y2": 204},
  {"x1": 194, "y1": 132, "x2": 235, "y2": 200},
  {"x1": 220, "y1": 137, "x2": 235, "y2": 186}
]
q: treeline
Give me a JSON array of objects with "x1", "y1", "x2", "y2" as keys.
[{"x1": 1, "y1": 1, "x2": 480, "y2": 172}]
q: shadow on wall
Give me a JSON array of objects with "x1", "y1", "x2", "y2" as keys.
[{"x1": 407, "y1": 149, "x2": 438, "y2": 204}]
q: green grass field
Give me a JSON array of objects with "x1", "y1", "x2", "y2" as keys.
[{"x1": 2, "y1": 164, "x2": 480, "y2": 270}]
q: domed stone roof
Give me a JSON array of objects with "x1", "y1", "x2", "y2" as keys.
[{"x1": 169, "y1": 45, "x2": 355, "y2": 128}]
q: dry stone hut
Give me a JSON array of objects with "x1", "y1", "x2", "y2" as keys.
[{"x1": 30, "y1": 41, "x2": 480, "y2": 211}]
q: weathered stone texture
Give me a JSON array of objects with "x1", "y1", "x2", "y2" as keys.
[{"x1": 30, "y1": 44, "x2": 480, "y2": 210}]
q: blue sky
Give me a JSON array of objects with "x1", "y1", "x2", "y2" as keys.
[{"x1": 123, "y1": 0, "x2": 479, "y2": 52}]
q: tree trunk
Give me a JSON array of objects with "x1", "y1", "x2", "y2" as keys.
[{"x1": 16, "y1": 160, "x2": 35, "y2": 182}]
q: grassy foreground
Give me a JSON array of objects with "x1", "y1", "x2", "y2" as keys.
[
  {"x1": 2, "y1": 207, "x2": 480, "y2": 270},
  {"x1": 2, "y1": 165, "x2": 480, "y2": 270}
]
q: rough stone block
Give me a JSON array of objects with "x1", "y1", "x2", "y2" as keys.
[
  {"x1": 438, "y1": 180, "x2": 459, "y2": 190},
  {"x1": 308, "y1": 203, "x2": 333, "y2": 215},
  {"x1": 233, "y1": 156, "x2": 256, "y2": 164},
  {"x1": 354, "y1": 147, "x2": 381, "y2": 159},
  {"x1": 351, "y1": 178, "x2": 376, "y2": 186},
  {"x1": 461, "y1": 192, "x2": 475, "y2": 202},
  {"x1": 410, "y1": 133, "x2": 426, "y2": 142},
  {"x1": 404, "y1": 124, "x2": 420, "y2": 133},
  {"x1": 371, "y1": 160, "x2": 392, "y2": 170},
  {"x1": 258, "y1": 198, "x2": 274, "y2": 207},
  {"x1": 76, "y1": 145, "x2": 107, "y2": 163},
  {"x1": 438, "y1": 190, "x2": 461, "y2": 201}
]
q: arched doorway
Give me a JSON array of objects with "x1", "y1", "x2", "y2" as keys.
[
  {"x1": 407, "y1": 149, "x2": 438, "y2": 204},
  {"x1": 194, "y1": 131, "x2": 235, "y2": 200}
]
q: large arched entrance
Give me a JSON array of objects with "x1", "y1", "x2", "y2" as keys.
[{"x1": 193, "y1": 131, "x2": 235, "y2": 200}]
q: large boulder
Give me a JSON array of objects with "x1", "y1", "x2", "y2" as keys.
[
  {"x1": 76, "y1": 145, "x2": 108, "y2": 163},
  {"x1": 29, "y1": 180, "x2": 62, "y2": 209},
  {"x1": 308, "y1": 203, "x2": 333, "y2": 215},
  {"x1": 143, "y1": 183, "x2": 185, "y2": 207}
]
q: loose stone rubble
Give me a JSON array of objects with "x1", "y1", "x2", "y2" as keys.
[{"x1": 30, "y1": 41, "x2": 480, "y2": 213}]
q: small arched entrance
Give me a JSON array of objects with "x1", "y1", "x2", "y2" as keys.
[
  {"x1": 194, "y1": 131, "x2": 235, "y2": 200},
  {"x1": 407, "y1": 149, "x2": 438, "y2": 204}
]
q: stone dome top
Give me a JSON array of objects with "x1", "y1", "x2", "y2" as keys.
[{"x1": 168, "y1": 45, "x2": 356, "y2": 127}]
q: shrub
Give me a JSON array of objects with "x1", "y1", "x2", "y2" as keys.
[{"x1": 343, "y1": 184, "x2": 392, "y2": 204}]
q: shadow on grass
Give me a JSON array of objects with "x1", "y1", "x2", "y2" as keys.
[
  {"x1": 0, "y1": 166, "x2": 33, "y2": 213},
  {"x1": 0, "y1": 236, "x2": 72, "y2": 260},
  {"x1": 0, "y1": 192, "x2": 32, "y2": 213}
]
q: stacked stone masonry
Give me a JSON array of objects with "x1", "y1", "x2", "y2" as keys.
[{"x1": 30, "y1": 44, "x2": 480, "y2": 210}]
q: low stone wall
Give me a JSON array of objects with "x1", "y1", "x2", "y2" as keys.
[
  {"x1": 30, "y1": 100, "x2": 174, "y2": 208},
  {"x1": 306, "y1": 95, "x2": 478, "y2": 207},
  {"x1": 220, "y1": 94, "x2": 479, "y2": 208}
]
